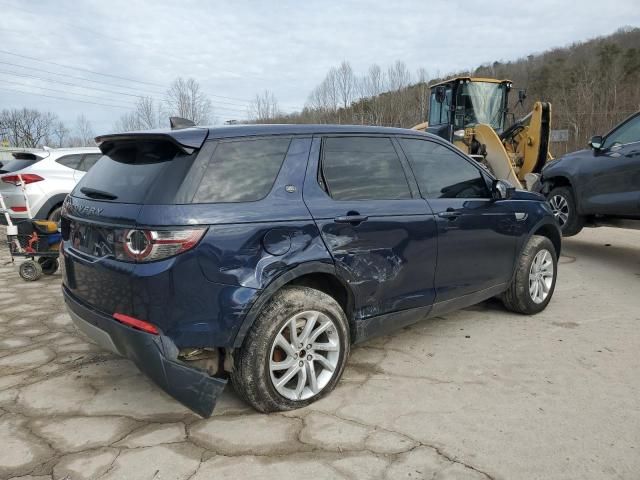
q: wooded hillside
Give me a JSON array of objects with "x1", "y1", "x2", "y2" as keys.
[{"x1": 265, "y1": 27, "x2": 640, "y2": 155}]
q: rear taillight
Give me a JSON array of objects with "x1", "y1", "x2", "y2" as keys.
[
  {"x1": 119, "y1": 228, "x2": 206, "y2": 262},
  {"x1": 10, "y1": 206, "x2": 27, "y2": 212},
  {"x1": 1, "y1": 174, "x2": 44, "y2": 185}
]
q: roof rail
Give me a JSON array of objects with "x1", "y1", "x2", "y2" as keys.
[{"x1": 169, "y1": 117, "x2": 196, "y2": 129}]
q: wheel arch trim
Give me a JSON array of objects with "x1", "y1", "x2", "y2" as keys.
[
  {"x1": 232, "y1": 261, "x2": 352, "y2": 348},
  {"x1": 33, "y1": 192, "x2": 68, "y2": 219}
]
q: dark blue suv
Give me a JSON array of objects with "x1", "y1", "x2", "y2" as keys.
[{"x1": 61, "y1": 124, "x2": 561, "y2": 417}]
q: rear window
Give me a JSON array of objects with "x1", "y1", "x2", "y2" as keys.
[
  {"x1": 74, "y1": 141, "x2": 197, "y2": 204},
  {"x1": 0, "y1": 159, "x2": 40, "y2": 173},
  {"x1": 192, "y1": 137, "x2": 291, "y2": 203}
]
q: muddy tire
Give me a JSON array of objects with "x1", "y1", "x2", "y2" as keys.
[
  {"x1": 231, "y1": 286, "x2": 350, "y2": 413},
  {"x1": 19, "y1": 260, "x2": 43, "y2": 281},
  {"x1": 502, "y1": 235, "x2": 557, "y2": 315},
  {"x1": 547, "y1": 186, "x2": 584, "y2": 237},
  {"x1": 38, "y1": 257, "x2": 59, "y2": 275}
]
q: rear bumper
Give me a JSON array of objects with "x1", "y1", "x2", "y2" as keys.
[{"x1": 63, "y1": 286, "x2": 227, "y2": 417}]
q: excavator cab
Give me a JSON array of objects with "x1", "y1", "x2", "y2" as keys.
[{"x1": 413, "y1": 76, "x2": 551, "y2": 190}]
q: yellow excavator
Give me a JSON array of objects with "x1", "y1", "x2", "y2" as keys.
[{"x1": 412, "y1": 77, "x2": 551, "y2": 190}]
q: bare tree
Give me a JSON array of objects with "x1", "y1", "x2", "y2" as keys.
[
  {"x1": 0, "y1": 108, "x2": 59, "y2": 147},
  {"x1": 335, "y1": 61, "x2": 356, "y2": 109},
  {"x1": 114, "y1": 96, "x2": 160, "y2": 132},
  {"x1": 51, "y1": 121, "x2": 69, "y2": 147},
  {"x1": 137, "y1": 96, "x2": 160, "y2": 129},
  {"x1": 164, "y1": 78, "x2": 212, "y2": 125},
  {"x1": 113, "y1": 111, "x2": 140, "y2": 133},
  {"x1": 386, "y1": 60, "x2": 411, "y2": 91},
  {"x1": 74, "y1": 115, "x2": 95, "y2": 146},
  {"x1": 249, "y1": 90, "x2": 280, "y2": 122}
]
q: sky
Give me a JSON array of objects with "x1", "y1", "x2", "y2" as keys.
[{"x1": 0, "y1": 0, "x2": 639, "y2": 135}]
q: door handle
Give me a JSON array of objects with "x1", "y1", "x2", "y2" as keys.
[
  {"x1": 334, "y1": 214, "x2": 369, "y2": 224},
  {"x1": 438, "y1": 210, "x2": 462, "y2": 220}
]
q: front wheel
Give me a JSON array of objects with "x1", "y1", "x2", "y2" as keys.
[
  {"x1": 502, "y1": 235, "x2": 557, "y2": 315},
  {"x1": 19, "y1": 260, "x2": 43, "y2": 281},
  {"x1": 231, "y1": 286, "x2": 350, "y2": 412},
  {"x1": 547, "y1": 186, "x2": 584, "y2": 236}
]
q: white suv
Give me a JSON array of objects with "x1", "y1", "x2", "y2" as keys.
[{"x1": 0, "y1": 147, "x2": 101, "y2": 223}]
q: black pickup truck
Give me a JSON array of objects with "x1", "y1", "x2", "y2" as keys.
[{"x1": 537, "y1": 111, "x2": 640, "y2": 236}]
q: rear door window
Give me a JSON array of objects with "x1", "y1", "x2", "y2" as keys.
[
  {"x1": 320, "y1": 136, "x2": 411, "y2": 200},
  {"x1": 74, "y1": 141, "x2": 197, "y2": 204},
  {"x1": 193, "y1": 137, "x2": 291, "y2": 203},
  {"x1": 55, "y1": 154, "x2": 84, "y2": 170}
]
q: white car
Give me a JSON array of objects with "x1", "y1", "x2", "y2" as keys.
[{"x1": 0, "y1": 147, "x2": 101, "y2": 223}]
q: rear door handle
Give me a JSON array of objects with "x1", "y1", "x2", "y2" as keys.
[
  {"x1": 334, "y1": 214, "x2": 369, "y2": 224},
  {"x1": 438, "y1": 210, "x2": 462, "y2": 220}
]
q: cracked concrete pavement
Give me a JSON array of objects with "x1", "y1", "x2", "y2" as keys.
[{"x1": 0, "y1": 226, "x2": 639, "y2": 480}]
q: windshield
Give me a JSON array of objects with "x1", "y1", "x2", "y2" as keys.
[{"x1": 456, "y1": 82, "x2": 507, "y2": 131}]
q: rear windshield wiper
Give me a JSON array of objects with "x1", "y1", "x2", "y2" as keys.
[{"x1": 80, "y1": 187, "x2": 118, "y2": 200}]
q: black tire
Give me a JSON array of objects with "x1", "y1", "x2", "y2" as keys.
[
  {"x1": 547, "y1": 186, "x2": 584, "y2": 237},
  {"x1": 38, "y1": 257, "x2": 59, "y2": 275},
  {"x1": 47, "y1": 206, "x2": 62, "y2": 223},
  {"x1": 231, "y1": 286, "x2": 350, "y2": 413},
  {"x1": 502, "y1": 235, "x2": 558, "y2": 315},
  {"x1": 19, "y1": 260, "x2": 43, "y2": 281}
]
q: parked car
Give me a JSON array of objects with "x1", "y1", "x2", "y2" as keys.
[
  {"x1": 0, "y1": 147, "x2": 101, "y2": 223},
  {"x1": 61, "y1": 124, "x2": 561, "y2": 417},
  {"x1": 537, "y1": 111, "x2": 640, "y2": 236}
]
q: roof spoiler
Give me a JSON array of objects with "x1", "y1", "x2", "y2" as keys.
[
  {"x1": 11, "y1": 150, "x2": 50, "y2": 161},
  {"x1": 170, "y1": 117, "x2": 196, "y2": 129},
  {"x1": 95, "y1": 128, "x2": 208, "y2": 155}
]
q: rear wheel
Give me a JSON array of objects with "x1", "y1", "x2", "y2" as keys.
[
  {"x1": 47, "y1": 206, "x2": 62, "y2": 223},
  {"x1": 231, "y1": 286, "x2": 350, "y2": 412},
  {"x1": 502, "y1": 235, "x2": 557, "y2": 314},
  {"x1": 547, "y1": 186, "x2": 584, "y2": 236},
  {"x1": 19, "y1": 260, "x2": 43, "y2": 281},
  {"x1": 38, "y1": 257, "x2": 59, "y2": 275}
]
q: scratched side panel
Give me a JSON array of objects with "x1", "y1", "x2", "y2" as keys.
[{"x1": 302, "y1": 135, "x2": 439, "y2": 335}]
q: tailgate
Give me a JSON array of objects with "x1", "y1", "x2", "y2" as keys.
[{"x1": 61, "y1": 196, "x2": 141, "y2": 315}]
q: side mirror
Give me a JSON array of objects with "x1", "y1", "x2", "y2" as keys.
[
  {"x1": 492, "y1": 179, "x2": 515, "y2": 200},
  {"x1": 518, "y1": 89, "x2": 527, "y2": 103},
  {"x1": 589, "y1": 135, "x2": 603, "y2": 150},
  {"x1": 435, "y1": 86, "x2": 446, "y2": 103}
]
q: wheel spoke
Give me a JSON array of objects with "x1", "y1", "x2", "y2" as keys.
[
  {"x1": 298, "y1": 311, "x2": 318, "y2": 344},
  {"x1": 314, "y1": 354, "x2": 335, "y2": 372},
  {"x1": 271, "y1": 357, "x2": 296, "y2": 371},
  {"x1": 309, "y1": 321, "x2": 330, "y2": 343},
  {"x1": 275, "y1": 333, "x2": 295, "y2": 357},
  {"x1": 288, "y1": 317, "x2": 299, "y2": 347},
  {"x1": 313, "y1": 340, "x2": 339, "y2": 352},
  {"x1": 294, "y1": 364, "x2": 307, "y2": 399},
  {"x1": 531, "y1": 279, "x2": 539, "y2": 300},
  {"x1": 306, "y1": 360, "x2": 319, "y2": 394},
  {"x1": 276, "y1": 364, "x2": 300, "y2": 388}
]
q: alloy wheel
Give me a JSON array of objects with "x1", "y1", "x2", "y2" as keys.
[
  {"x1": 269, "y1": 310, "x2": 340, "y2": 401},
  {"x1": 529, "y1": 249, "x2": 554, "y2": 304},
  {"x1": 549, "y1": 194, "x2": 569, "y2": 226}
]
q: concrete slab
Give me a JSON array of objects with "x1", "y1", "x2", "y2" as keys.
[{"x1": 0, "y1": 227, "x2": 638, "y2": 479}]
